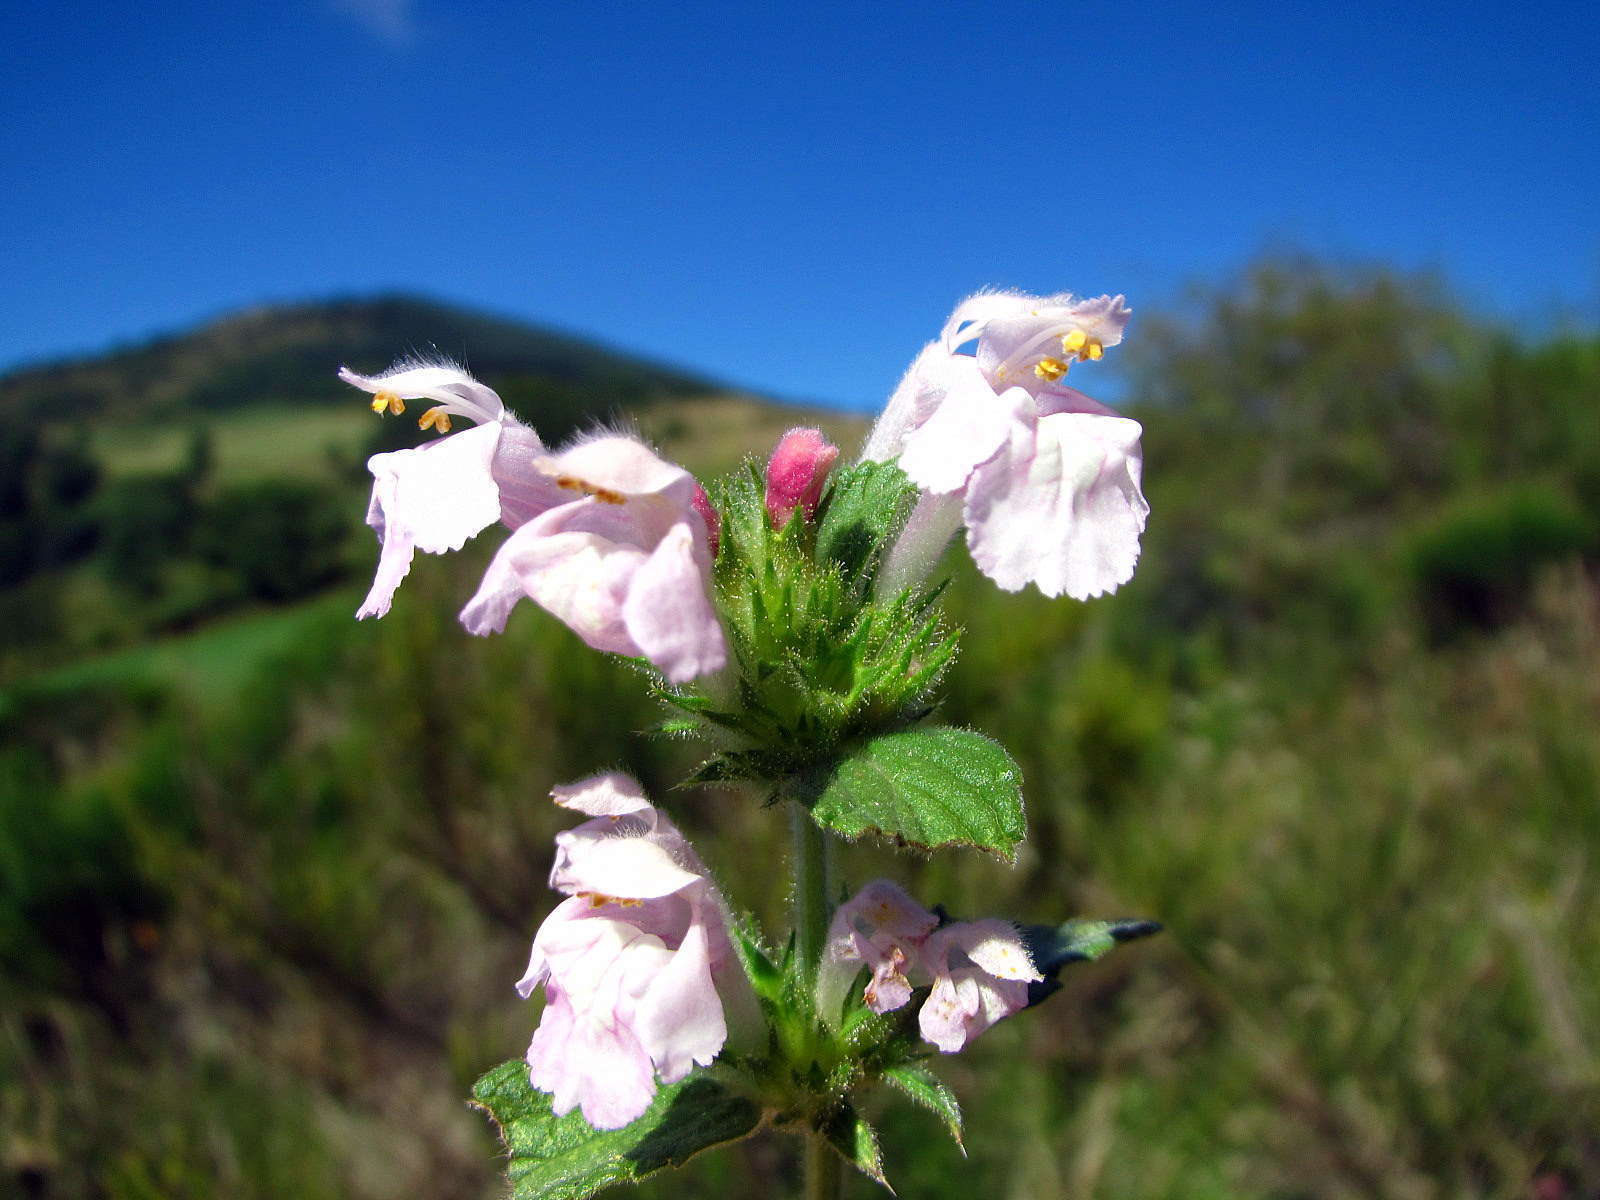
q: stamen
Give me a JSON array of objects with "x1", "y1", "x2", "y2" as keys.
[
  {"x1": 555, "y1": 475, "x2": 626, "y2": 505},
  {"x1": 994, "y1": 322, "x2": 1114, "y2": 381},
  {"x1": 994, "y1": 326, "x2": 1078, "y2": 380},
  {"x1": 1034, "y1": 357, "x2": 1069, "y2": 382},
  {"x1": 418, "y1": 407, "x2": 453, "y2": 434},
  {"x1": 1061, "y1": 329, "x2": 1104, "y2": 362},
  {"x1": 371, "y1": 390, "x2": 405, "y2": 416}
]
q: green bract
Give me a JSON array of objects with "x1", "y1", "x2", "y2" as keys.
[
  {"x1": 683, "y1": 461, "x2": 950, "y2": 778},
  {"x1": 660, "y1": 460, "x2": 1025, "y2": 856}
]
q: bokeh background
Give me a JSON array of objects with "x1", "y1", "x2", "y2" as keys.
[{"x1": 3, "y1": 3, "x2": 1599, "y2": 1197}]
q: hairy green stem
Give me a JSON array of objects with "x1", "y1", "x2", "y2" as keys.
[
  {"x1": 804, "y1": 1130, "x2": 844, "y2": 1200},
  {"x1": 790, "y1": 802, "x2": 832, "y2": 973},
  {"x1": 792, "y1": 804, "x2": 838, "y2": 1200}
]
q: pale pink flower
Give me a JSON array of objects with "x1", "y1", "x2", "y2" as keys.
[
  {"x1": 459, "y1": 434, "x2": 726, "y2": 683},
  {"x1": 917, "y1": 919, "x2": 1042, "y2": 1054},
  {"x1": 865, "y1": 291, "x2": 1148, "y2": 601},
  {"x1": 340, "y1": 360, "x2": 567, "y2": 619},
  {"x1": 816, "y1": 881, "x2": 1041, "y2": 1052},
  {"x1": 517, "y1": 773, "x2": 735, "y2": 1129},
  {"x1": 340, "y1": 361, "x2": 725, "y2": 681},
  {"x1": 764, "y1": 427, "x2": 839, "y2": 527},
  {"x1": 815, "y1": 880, "x2": 939, "y2": 1023}
]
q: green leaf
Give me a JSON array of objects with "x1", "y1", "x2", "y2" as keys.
[
  {"x1": 813, "y1": 460, "x2": 917, "y2": 586},
  {"x1": 470, "y1": 1061, "x2": 761, "y2": 1200},
  {"x1": 1020, "y1": 917, "x2": 1162, "y2": 1006},
  {"x1": 804, "y1": 726, "x2": 1025, "y2": 859},
  {"x1": 880, "y1": 1063, "x2": 964, "y2": 1152},
  {"x1": 820, "y1": 1103, "x2": 893, "y2": 1192}
]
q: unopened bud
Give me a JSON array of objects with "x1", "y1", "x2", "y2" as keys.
[{"x1": 764, "y1": 428, "x2": 839, "y2": 527}]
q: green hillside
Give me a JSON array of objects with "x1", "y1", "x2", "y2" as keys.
[{"x1": 0, "y1": 294, "x2": 718, "y2": 424}]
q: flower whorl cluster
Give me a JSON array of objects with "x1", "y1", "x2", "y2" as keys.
[
  {"x1": 340, "y1": 361, "x2": 726, "y2": 682},
  {"x1": 816, "y1": 880, "x2": 1042, "y2": 1052},
  {"x1": 517, "y1": 773, "x2": 740, "y2": 1129},
  {"x1": 865, "y1": 291, "x2": 1149, "y2": 601}
]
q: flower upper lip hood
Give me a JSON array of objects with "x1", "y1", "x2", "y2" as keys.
[
  {"x1": 942, "y1": 290, "x2": 1132, "y2": 393},
  {"x1": 338, "y1": 360, "x2": 507, "y2": 426},
  {"x1": 864, "y1": 289, "x2": 1149, "y2": 602},
  {"x1": 916, "y1": 918, "x2": 1042, "y2": 1054}
]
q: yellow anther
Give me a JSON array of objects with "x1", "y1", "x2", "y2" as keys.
[
  {"x1": 371, "y1": 390, "x2": 406, "y2": 416},
  {"x1": 1085, "y1": 341, "x2": 1103, "y2": 361},
  {"x1": 1062, "y1": 329, "x2": 1088, "y2": 353},
  {"x1": 1033, "y1": 357, "x2": 1069, "y2": 382},
  {"x1": 555, "y1": 474, "x2": 626, "y2": 505},
  {"x1": 418, "y1": 407, "x2": 452, "y2": 434}
]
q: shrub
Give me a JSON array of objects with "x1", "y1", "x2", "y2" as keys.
[
  {"x1": 1407, "y1": 484, "x2": 1597, "y2": 636},
  {"x1": 194, "y1": 480, "x2": 349, "y2": 603}
]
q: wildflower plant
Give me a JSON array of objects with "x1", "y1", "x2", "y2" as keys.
[{"x1": 340, "y1": 289, "x2": 1160, "y2": 1198}]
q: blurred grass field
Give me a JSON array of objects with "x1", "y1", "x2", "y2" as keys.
[
  {"x1": 88, "y1": 407, "x2": 374, "y2": 483},
  {"x1": 3, "y1": 262, "x2": 1599, "y2": 1199}
]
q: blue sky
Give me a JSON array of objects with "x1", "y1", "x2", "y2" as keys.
[{"x1": 2, "y1": 0, "x2": 1596, "y2": 410}]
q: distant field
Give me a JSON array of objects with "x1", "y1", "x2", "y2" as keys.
[
  {"x1": 640, "y1": 394, "x2": 867, "y2": 473},
  {"x1": 89, "y1": 402, "x2": 375, "y2": 481},
  {"x1": 4, "y1": 587, "x2": 365, "y2": 706}
]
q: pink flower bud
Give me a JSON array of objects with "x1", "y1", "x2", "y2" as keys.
[{"x1": 764, "y1": 427, "x2": 839, "y2": 527}]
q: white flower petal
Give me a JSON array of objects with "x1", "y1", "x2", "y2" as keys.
[
  {"x1": 552, "y1": 772, "x2": 654, "y2": 818},
  {"x1": 964, "y1": 408, "x2": 1147, "y2": 599},
  {"x1": 633, "y1": 894, "x2": 727, "y2": 1083},
  {"x1": 542, "y1": 435, "x2": 694, "y2": 499},
  {"x1": 549, "y1": 836, "x2": 704, "y2": 899},
  {"x1": 942, "y1": 918, "x2": 1042, "y2": 982},
  {"x1": 862, "y1": 343, "x2": 948, "y2": 464},
  {"x1": 939, "y1": 290, "x2": 1035, "y2": 351},
  {"x1": 356, "y1": 421, "x2": 504, "y2": 619},
  {"x1": 460, "y1": 518, "x2": 644, "y2": 650},
  {"x1": 492, "y1": 423, "x2": 567, "y2": 528},
  {"x1": 621, "y1": 522, "x2": 727, "y2": 684},
  {"x1": 897, "y1": 362, "x2": 1016, "y2": 494}
]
